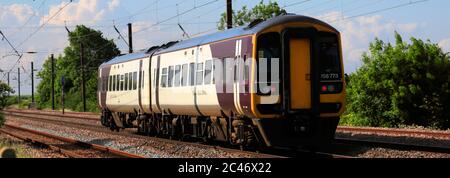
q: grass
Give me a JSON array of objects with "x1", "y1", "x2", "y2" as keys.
[{"x1": 0, "y1": 137, "x2": 32, "y2": 158}]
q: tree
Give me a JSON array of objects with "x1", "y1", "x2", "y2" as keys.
[
  {"x1": 0, "y1": 81, "x2": 14, "y2": 110},
  {"x1": 217, "y1": 1, "x2": 287, "y2": 30},
  {"x1": 0, "y1": 81, "x2": 13, "y2": 127},
  {"x1": 346, "y1": 32, "x2": 450, "y2": 129},
  {"x1": 37, "y1": 25, "x2": 120, "y2": 112}
]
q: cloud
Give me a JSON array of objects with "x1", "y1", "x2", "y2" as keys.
[
  {"x1": 316, "y1": 11, "x2": 423, "y2": 72},
  {"x1": 0, "y1": 4, "x2": 34, "y2": 25},
  {"x1": 40, "y1": 0, "x2": 106, "y2": 26},
  {"x1": 108, "y1": 0, "x2": 120, "y2": 11},
  {"x1": 438, "y1": 38, "x2": 450, "y2": 52}
]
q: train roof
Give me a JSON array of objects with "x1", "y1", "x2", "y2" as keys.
[{"x1": 100, "y1": 15, "x2": 337, "y2": 67}]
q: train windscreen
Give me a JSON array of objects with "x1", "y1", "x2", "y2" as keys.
[{"x1": 318, "y1": 35, "x2": 342, "y2": 81}]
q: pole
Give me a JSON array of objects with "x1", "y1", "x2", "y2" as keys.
[
  {"x1": 17, "y1": 68, "x2": 20, "y2": 104},
  {"x1": 51, "y1": 54, "x2": 55, "y2": 110},
  {"x1": 128, "y1": 23, "x2": 133, "y2": 53},
  {"x1": 226, "y1": 0, "x2": 233, "y2": 29},
  {"x1": 80, "y1": 43, "x2": 86, "y2": 112},
  {"x1": 31, "y1": 61, "x2": 34, "y2": 103}
]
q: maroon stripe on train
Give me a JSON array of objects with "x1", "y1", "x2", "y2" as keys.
[
  {"x1": 100, "y1": 65, "x2": 111, "y2": 109},
  {"x1": 210, "y1": 36, "x2": 254, "y2": 117}
]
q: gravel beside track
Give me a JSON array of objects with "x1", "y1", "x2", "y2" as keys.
[{"x1": 5, "y1": 115, "x2": 280, "y2": 158}]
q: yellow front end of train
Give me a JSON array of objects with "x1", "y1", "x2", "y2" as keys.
[{"x1": 249, "y1": 21, "x2": 346, "y2": 147}]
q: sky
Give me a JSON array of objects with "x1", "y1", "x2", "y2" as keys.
[{"x1": 1, "y1": 0, "x2": 450, "y2": 95}]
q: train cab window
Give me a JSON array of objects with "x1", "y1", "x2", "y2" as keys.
[
  {"x1": 189, "y1": 63, "x2": 195, "y2": 86},
  {"x1": 128, "y1": 72, "x2": 133, "y2": 90},
  {"x1": 174, "y1": 65, "x2": 181, "y2": 87},
  {"x1": 204, "y1": 60, "x2": 213, "y2": 85},
  {"x1": 168, "y1": 66, "x2": 174, "y2": 87},
  {"x1": 116, "y1": 74, "x2": 120, "y2": 91},
  {"x1": 161, "y1": 68, "x2": 168, "y2": 88},
  {"x1": 133, "y1": 72, "x2": 138, "y2": 90},
  {"x1": 120, "y1": 75, "x2": 124, "y2": 91},
  {"x1": 181, "y1": 64, "x2": 188, "y2": 86},
  {"x1": 124, "y1": 73, "x2": 129, "y2": 91},
  {"x1": 109, "y1": 76, "x2": 112, "y2": 91},
  {"x1": 196, "y1": 63, "x2": 204, "y2": 85},
  {"x1": 318, "y1": 34, "x2": 342, "y2": 81},
  {"x1": 256, "y1": 32, "x2": 281, "y2": 95}
]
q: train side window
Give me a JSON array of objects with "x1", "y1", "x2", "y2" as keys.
[
  {"x1": 174, "y1": 65, "x2": 181, "y2": 87},
  {"x1": 116, "y1": 74, "x2": 120, "y2": 91},
  {"x1": 128, "y1": 72, "x2": 132, "y2": 90},
  {"x1": 168, "y1": 66, "x2": 174, "y2": 87},
  {"x1": 133, "y1": 72, "x2": 137, "y2": 90},
  {"x1": 112, "y1": 75, "x2": 116, "y2": 91},
  {"x1": 196, "y1": 63, "x2": 204, "y2": 85},
  {"x1": 109, "y1": 76, "x2": 112, "y2": 91},
  {"x1": 124, "y1": 73, "x2": 129, "y2": 91},
  {"x1": 204, "y1": 60, "x2": 212, "y2": 85},
  {"x1": 120, "y1": 75, "x2": 124, "y2": 91},
  {"x1": 161, "y1": 68, "x2": 168, "y2": 88},
  {"x1": 189, "y1": 63, "x2": 195, "y2": 86},
  {"x1": 181, "y1": 64, "x2": 188, "y2": 86}
]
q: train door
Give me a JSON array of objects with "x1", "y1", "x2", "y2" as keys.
[{"x1": 282, "y1": 28, "x2": 319, "y2": 115}]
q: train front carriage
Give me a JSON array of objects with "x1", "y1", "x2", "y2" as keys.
[{"x1": 248, "y1": 16, "x2": 345, "y2": 147}]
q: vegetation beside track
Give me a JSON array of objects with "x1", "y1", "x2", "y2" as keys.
[{"x1": 342, "y1": 32, "x2": 450, "y2": 130}]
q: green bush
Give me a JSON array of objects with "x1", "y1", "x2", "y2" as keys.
[
  {"x1": 0, "y1": 112, "x2": 4, "y2": 127},
  {"x1": 345, "y1": 32, "x2": 450, "y2": 129}
]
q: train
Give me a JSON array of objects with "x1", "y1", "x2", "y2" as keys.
[{"x1": 97, "y1": 14, "x2": 346, "y2": 149}]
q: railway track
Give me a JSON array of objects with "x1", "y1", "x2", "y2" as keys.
[
  {"x1": 0, "y1": 124, "x2": 144, "y2": 158},
  {"x1": 337, "y1": 126, "x2": 450, "y2": 139},
  {"x1": 2, "y1": 110, "x2": 287, "y2": 158},
  {"x1": 333, "y1": 137, "x2": 450, "y2": 154},
  {"x1": 4, "y1": 109, "x2": 449, "y2": 157}
]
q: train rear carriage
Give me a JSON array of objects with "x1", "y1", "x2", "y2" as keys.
[{"x1": 98, "y1": 14, "x2": 346, "y2": 149}]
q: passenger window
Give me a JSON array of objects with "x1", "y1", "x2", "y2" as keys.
[
  {"x1": 196, "y1": 63, "x2": 204, "y2": 85},
  {"x1": 133, "y1": 72, "x2": 137, "y2": 90},
  {"x1": 174, "y1": 65, "x2": 181, "y2": 87},
  {"x1": 116, "y1": 74, "x2": 120, "y2": 91},
  {"x1": 168, "y1": 66, "x2": 174, "y2": 87},
  {"x1": 128, "y1": 72, "x2": 132, "y2": 90},
  {"x1": 120, "y1": 75, "x2": 124, "y2": 91},
  {"x1": 189, "y1": 63, "x2": 195, "y2": 86},
  {"x1": 181, "y1": 64, "x2": 188, "y2": 86},
  {"x1": 112, "y1": 75, "x2": 116, "y2": 91},
  {"x1": 109, "y1": 76, "x2": 112, "y2": 91},
  {"x1": 204, "y1": 60, "x2": 212, "y2": 85},
  {"x1": 161, "y1": 68, "x2": 168, "y2": 88},
  {"x1": 124, "y1": 73, "x2": 129, "y2": 91}
]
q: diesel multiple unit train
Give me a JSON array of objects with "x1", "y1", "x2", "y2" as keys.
[{"x1": 98, "y1": 15, "x2": 346, "y2": 149}]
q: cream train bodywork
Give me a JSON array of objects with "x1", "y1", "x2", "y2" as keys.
[{"x1": 102, "y1": 44, "x2": 221, "y2": 117}]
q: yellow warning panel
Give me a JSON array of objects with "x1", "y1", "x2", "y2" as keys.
[{"x1": 290, "y1": 38, "x2": 311, "y2": 109}]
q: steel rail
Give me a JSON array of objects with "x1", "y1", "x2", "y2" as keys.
[
  {"x1": 1, "y1": 124, "x2": 144, "y2": 158},
  {"x1": 334, "y1": 138, "x2": 450, "y2": 154},
  {"x1": 337, "y1": 126, "x2": 450, "y2": 139}
]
